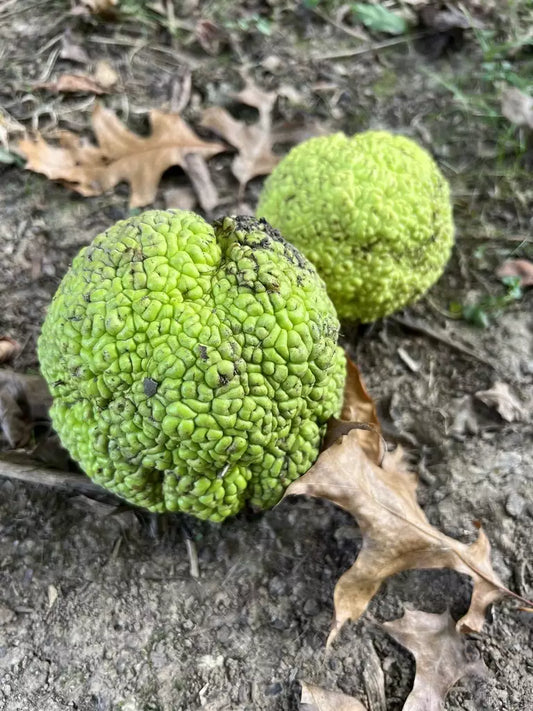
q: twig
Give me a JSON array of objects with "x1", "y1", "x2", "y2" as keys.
[
  {"x1": 184, "y1": 536, "x2": 200, "y2": 579},
  {"x1": 391, "y1": 315, "x2": 497, "y2": 370},
  {"x1": 0, "y1": 454, "x2": 104, "y2": 495},
  {"x1": 312, "y1": 31, "x2": 430, "y2": 61}
]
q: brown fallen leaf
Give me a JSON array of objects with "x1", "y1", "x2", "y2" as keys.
[
  {"x1": 300, "y1": 681, "x2": 367, "y2": 711},
  {"x1": 382, "y1": 610, "x2": 486, "y2": 711},
  {"x1": 475, "y1": 382, "x2": 526, "y2": 423},
  {"x1": 0, "y1": 337, "x2": 21, "y2": 364},
  {"x1": 17, "y1": 104, "x2": 225, "y2": 208},
  {"x1": 34, "y1": 74, "x2": 111, "y2": 95},
  {"x1": 496, "y1": 259, "x2": 533, "y2": 287},
  {"x1": 201, "y1": 76, "x2": 279, "y2": 191},
  {"x1": 324, "y1": 356, "x2": 383, "y2": 463},
  {"x1": 501, "y1": 85, "x2": 533, "y2": 129},
  {"x1": 286, "y1": 428, "x2": 527, "y2": 644}
]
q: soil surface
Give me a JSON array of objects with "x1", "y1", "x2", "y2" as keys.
[{"x1": 1, "y1": 2, "x2": 532, "y2": 710}]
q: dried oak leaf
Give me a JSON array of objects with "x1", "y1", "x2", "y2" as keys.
[
  {"x1": 17, "y1": 104, "x2": 225, "y2": 208},
  {"x1": 382, "y1": 610, "x2": 486, "y2": 711},
  {"x1": 300, "y1": 681, "x2": 367, "y2": 711},
  {"x1": 200, "y1": 76, "x2": 279, "y2": 190},
  {"x1": 286, "y1": 396, "x2": 527, "y2": 643}
]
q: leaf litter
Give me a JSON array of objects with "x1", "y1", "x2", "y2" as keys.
[
  {"x1": 201, "y1": 75, "x2": 280, "y2": 192},
  {"x1": 292, "y1": 359, "x2": 530, "y2": 709},
  {"x1": 17, "y1": 104, "x2": 225, "y2": 208},
  {"x1": 300, "y1": 609, "x2": 486, "y2": 710},
  {"x1": 382, "y1": 610, "x2": 486, "y2": 711},
  {"x1": 285, "y1": 357, "x2": 531, "y2": 645}
]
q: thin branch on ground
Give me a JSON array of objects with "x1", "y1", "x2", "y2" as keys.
[{"x1": 0, "y1": 453, "x2": 104, "y2": 495}]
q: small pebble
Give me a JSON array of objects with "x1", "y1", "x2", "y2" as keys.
[
  {"x1": 303, "y1": 598, "x2": 320, "y2": 616},
  {"x1": 0, "y1": 604, "x2": 15, "y2": 625},
  {"x1": 505, "y1": 493, "x2": 526, "y2": 518}
]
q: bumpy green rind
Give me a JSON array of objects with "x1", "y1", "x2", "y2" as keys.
[
  {"x1": 256, "y1": 131, "x2": 454, "y2": 322},
  {"x1": 38, "y1": 211, "x2": 346, "y2": 522}
]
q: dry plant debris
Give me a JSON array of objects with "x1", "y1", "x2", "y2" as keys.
[
  {"x1": 17, "y1": 105, "x2": 225, "y2": 208},
  {"x1": 300, "y1": 610, "x2": 486, "y2": 711},
  {"x1": 285, "y1": 359, "x2": 528, "y2": 646},
  {"x1": 475, "y1": 382, "x2": 527, "y2": 423},
  {"x1": 382, "y1": 610, "x2": 486, "y2": 711},
  {"x1": 33, "y1": 74, "x2": 112, "y2": 95},
  {"x1": 300, "y1": 681, "x2": 368, "y2": 710},
  {"x1": 201, "y1": 76, "x2": 280, "y2": 191}
]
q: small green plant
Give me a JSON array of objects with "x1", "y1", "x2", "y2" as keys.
[
  {"x1": 450, "y1": 275, "x2": 523, "y2": 328},
  {"x1": 351, "y1": 3, "x2": 408, "y2": 35},
  {"x1": 223, "y1": 13, "x2": 272, "y2": 36}
]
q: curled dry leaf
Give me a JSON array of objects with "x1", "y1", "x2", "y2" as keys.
[
  {"x1": 201, "y1": 76, "x2": 279, "y2": 190},
  {"x1": 382, "y1": 610, "x2": 486, "y2": 711},
  {"x1": 475, "y1": 382, "x2": 526, "y2": 423},
  {"x1": 300, "y1": 681, "x2": 367, "y2": 711},
  {"x1": 497, "y1": 259, "x2": 533, "y2": 287},
  {"x1": 17, "y1": 105, "x2": 225, "y2": 208},
  {"x1": 286, "y1": 363, "x2": 530, "y2": 644}
]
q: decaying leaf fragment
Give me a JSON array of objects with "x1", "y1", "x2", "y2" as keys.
[
  {"x1": 300, "y1": 681, "x2": 367, "y2": 710},
  {"x1": 285, "y1": 359, "x2": 526, "y2": 645},
  {"x1": 475, "y1": 382, "x2": 526, "y2": 423},
  {"x1": 201, "y1": 76, "x2": 279, "y2": 190},
  {"x1": 382, "y1": 610, "x2": 486, "y2": 711},
  {"x1": 17, "y1": 105, "x2": 225, "y2": 208}
]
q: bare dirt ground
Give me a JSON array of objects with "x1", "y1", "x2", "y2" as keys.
[{"x1": 0, "y1": 2, "x2": 532, "y2": 710}]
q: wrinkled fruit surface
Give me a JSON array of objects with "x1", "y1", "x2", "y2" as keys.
[
  {"x1": 257, "y1": 131, "x2": 454, "y2": 322},
  {"x1": 38, "y1": 211, "x2": 346, "y2": 521}
]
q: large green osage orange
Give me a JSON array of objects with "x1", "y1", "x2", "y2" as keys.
[
  {"x1": 38, "y1": 211, "x2": 346, "y2": 522},
  {"x1": 257, "y1": 131, "x2": 454, "y2": 322}
]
